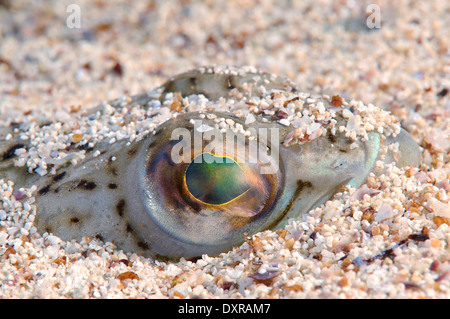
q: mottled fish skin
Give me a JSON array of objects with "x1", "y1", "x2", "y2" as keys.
[
  {"x1": 158, "y1": 67, "x2": 297, "y2": 101},
  {"x1": 0, "y1": 66, "x2": 422, "y2": 260}
]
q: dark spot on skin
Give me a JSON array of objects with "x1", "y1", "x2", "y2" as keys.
[
  {"x1": 38, "y1": 185, "x2": 51, "y2": 196},
  {"x1": 70, "y1": 217, "x2": 80, "y2": 224},
  {"x1": 127, "y1": 148, "x2": 137, "y2": 156},
  {"x1": 52, "y1": 171, "x2": 66, "y2": 182},
  {"x1": 44, "y1": 226, "x2": 52, "y2": 233},
  {"x1": 153, "y1": 127, "x2": 165, "y2": 137},
  {"x1": 279, "y1": 180, "x2": 313, "y2": 219},
  {"x1": 9, "y1": 122, "x2": 21, "y2": 128},
  {"x1": 189, "y1": 76, "x2": 197, "y2": 86},
  {"x1": 72, "y1": 180, "x2": 97, "y2": 191},
  {"x1": 76, "y1": 143, "x2": 94, "y2": 152},
  {"x1": 147, "y1": 140, "x2": 156, "y2": 149},
  {"x1": 108, "y1": 183, "x2": 118, "y2": 189},
  {"x1": 327, "y1": 131, "x2": 337, "y2": 144},
  {"x1": 153, "y1": 253, "x2": 182, "y2": 262},
  {"x1": 296, "y1": 179, "x2": 313, "y2": 192},
  {"x1": 154, "y1": 254, "x2": 170, "y2": 261},
  {"x1": 137, "y1": 241, "x2": 149, "y2": 250},
  {"x1": 82, "y1": 181, "x2": 97, "y2": 190},
  {"x1": 2, "y1": 143, "x2": 25, "y2": 160},
  {"x1": 259, "y1": 179, "x2": 312, "y2": 231},
  {"x1": 126, "y1": 223, "x2": 134, "y2": 233},
  {"x1": 339, "y1": 149, "x2": 348, "y2": 153},
  {"x1": 116, "y1": 199, "x2": 125, "y2": 217}
]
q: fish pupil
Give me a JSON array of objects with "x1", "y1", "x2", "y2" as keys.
[{"x1": 185, "y1": 153, "x2": 250, "y2": 205}]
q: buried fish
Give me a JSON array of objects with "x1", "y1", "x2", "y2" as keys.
[{"x1": 0, "y1": 66, "x2": 422, "y2": 260}]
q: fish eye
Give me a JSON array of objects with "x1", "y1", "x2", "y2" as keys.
[
  {"x1": 136, "y1": 112, "x2": 285, "y2": 258},
  {"x1": 184, "y1": 153, "x2": 250, "y2": 205}
]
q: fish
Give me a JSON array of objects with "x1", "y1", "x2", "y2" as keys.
[{"x1": 0, "y1": 66, "x2": 422, "y2": 260}]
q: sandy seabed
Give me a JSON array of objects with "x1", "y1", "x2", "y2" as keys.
[{"x1": 0, "y1": 0, "x2": 449, "y2": 299}]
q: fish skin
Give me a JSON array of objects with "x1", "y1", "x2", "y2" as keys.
[{"x1": 0, "y1": 66, "x2": 422, "y2": 259}]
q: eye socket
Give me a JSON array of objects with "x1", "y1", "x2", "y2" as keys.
[{"x1": 139, "y1": 112, "x2": 285, "y2": 256}]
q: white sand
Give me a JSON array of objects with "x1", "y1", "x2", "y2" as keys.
[{"x1": 0, "y1": 0, "x2": 449, "y2": 298}]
